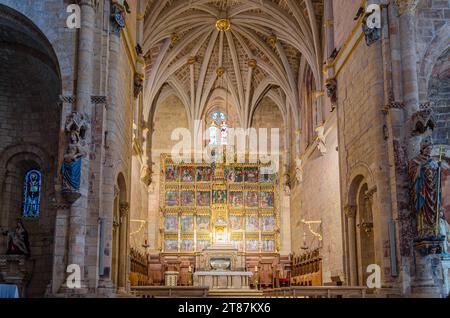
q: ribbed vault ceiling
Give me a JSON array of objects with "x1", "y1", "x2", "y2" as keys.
[{"x1": 143, "y1": 0, "x2": 324, "y2": 129}]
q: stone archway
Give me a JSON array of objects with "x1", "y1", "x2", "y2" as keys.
[
  {"x1": 0, "y1": 4, "x2": 61, "y2": 297},
  {"x1": 345, "y1": 174, "x2": 376, "y2": 287},
  {"x1": 111, "y1": 173, "x2": 129, "y2": 292}
]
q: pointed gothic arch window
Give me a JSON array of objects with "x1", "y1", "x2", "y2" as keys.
[
  {"x1": 209, "y1": 111, "x2": 228, "y2": 146},
  {"x1": 22, "y1": 169, "x2": 42, "y2": 218}
]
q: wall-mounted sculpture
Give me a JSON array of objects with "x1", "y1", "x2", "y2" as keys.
[
  {"x1": 315, "y1": 126, "x2": 327, "y2": 155},
  {"x1": 140, "y1": 164, "x2": 152, "y2": 187},
  {"x1": 2, "y1": 219, "x2": 31, "y2": 256},
  {"x1": 408, "y1": 136, "x2": 447, "y2": 253},
  {"x1": 325, "y1": 78, "x2": 337, "y2": 107},
  {"x1": 61, "y1": 112, "x2": 88, "y2": 204},
  {"x1": 412, "y1": 102, "x2": 436, "y2": 136},
  {"x1": 111, "y1": 0, "x2": 127, "y2": 34},
  {"x1": 295, "y1": 158, "x2": 303, "y2": 183},
  {"x1": 134, "y1": 72, "x2": 144, "y2": 98}
]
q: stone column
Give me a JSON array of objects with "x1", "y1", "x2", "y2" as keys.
[
  {"x1": 98, "y1": 0, "x2": 128, "y2": 294},
  {"x1": 62, "y1": 0, "x2": 96, "y2": 294},
  {"x1": 118, "y1": 202, "x2": 129, "y2": 292},
  {"x1": 324, "y1": 0, "x2": 335, "y2": 114},
  {"x1": 395, "y1": 0, "x2": 444, "y2": 298},
  {"x1": 344, "y1": 205, "x2": 357, "y2": 286},
  {"x1": 396, "y1": 0, "x2": 420, "y2": 155}
]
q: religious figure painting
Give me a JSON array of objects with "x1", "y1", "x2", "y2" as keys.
[
  {"x1": 246, "y1": 240, "x2": 259, "y2": 251},
  {"x1": 181, "y1": 191, "x2": 195, "y2": 206},
  {"x1": 260, "y1": 191, "x2": 275, "y2": 208},
  {"x1": 165, "y1": 215, "x2": 178, "y2": 232},
  {"x1": 262, "y1": 240, "x2": 275, "y2": 252},
  {"x1": 245, "y1": 167, "x2": 259, "y2": 183},
  {"x1": 196, "y1": 215, "x2": 210, "y2": 232},
  {"x1": 181, "y1": 216, "x2": 194, "y2": 232},
  {"x1": 229, "y1": 216, "x2": 244, "y2": 230},
  {"x1": 164, "y1": 239, "x2": 178, "y2": 251},
  {"x1": 231, "y1": 240, "x2": 243, "y2": 251},
  {"x1": 246, "y1": 215, "x2": 259, "y2": 232},
  {"x1": 181, "y1": 166, "x2": 194, "y2": 182},
  {"x1": 197, "y1": 240, "x2": 210, "y2": 251},
  {"x1": 261, "y1": 216, "x2": 276, "y2": 232},
  {"x1": 165, "y1": 191, "x2": 179, "y2": 206},
  {"x1": 196, "y1": 167, "x2": 212, "y2": 182},
  {"x1": 245, "y1": 191, "x2": 259, "y2": 207},
  {"x1": 227, "y1": 167, "x2": 243, "y2": 182},
  {"x1": 259, "y1": 169, "x2": 275, "y2": 183},
  {"x1": 226, "y1": 167, "x2": 235, "y2": 182},
  {"x1": 229, "y1": 191, "x2": 243, "y2": 207},
  {"x1": 213, "y1": 190, "x2": 227, "y2": 204},
  {"x1": 180, "y1": 239, "x2": 194, "y2": 252},
  {"x1": 196, "y1": 191, "x2": 211, "y2": 206},
  {"x1": 165, "y1": 165, "x2": 179, "y2": 182}
]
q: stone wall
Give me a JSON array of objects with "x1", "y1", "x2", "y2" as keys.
[
  {"x1": 0, "y1": 1, "x2": 69, "y2": 297},
  {"x1": 333, "y1": 4, "x2": 395, "y2": 288},
  {"x1": 149, "y1": 95, "x2": 189, "y2": 250},
  {"x1": 129, "y1": 155, "x2": 149, "y2": 254},
  {"x1": 290, "y1": 124, "x2": 343, "y2": 284},
  {"x1": 332, "y1": 0, "x2": 361, "y2": 50},
  {"x1": 251, "y1": 97, "x2": 288, "y2": 254}
]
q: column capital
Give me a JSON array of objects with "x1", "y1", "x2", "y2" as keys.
[
  {"x1": 395, "y1": 0, "x2": 419, "y2": 16},
  {"x1": 344, "y1": 205, "x2": 357, "y2": 218},
  {"x1": 78, "y1": 0, "x2": 98, "y2": 8},
  {"x1": 120, "y1": 202, "x2": 130, "y2": 218},
  {"x1": 411, "y1": 101, "x2": 436, "y2": 136},
  {"x1": 364, "y1": 187, "x2": 377, "y2": 203}
]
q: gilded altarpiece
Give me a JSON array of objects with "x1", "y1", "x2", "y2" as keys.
[{"x1": 160, "y1": 154, "x2": 279, "y2": 255}]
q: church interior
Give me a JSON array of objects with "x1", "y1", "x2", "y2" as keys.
[{"x1": 0, "y1": 0, "x2": 449, "y2": 299}]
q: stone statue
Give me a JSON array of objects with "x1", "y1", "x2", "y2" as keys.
[
  {"x1": 61, "y1": 134, "x2": 85, "y2": 190},
  {"x1": 295, "y1": 158, "x2": 303, "y2": 183},
  {"x1": 408, "y1": 136, "x2": 446, "y2": 241},
  {"x1": 2, "y1": 219, "x2": 31, "y2": 256},
  {"x1": 283, "y1": 172, "x2": 291, "y2": 194},
  {"x1": 61, "y1": 112, "x2": 88, "y2": 203},
  {"x1": 315, "y1": 126, "x2": 327, "y2": 155}
]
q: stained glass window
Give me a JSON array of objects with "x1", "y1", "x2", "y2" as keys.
[
  {"x1": 22, "y1": 170, "x2": 42, "y2": 218},
  {"x1": 208, "y1": 111, "x2": 228, "y2": 146}
]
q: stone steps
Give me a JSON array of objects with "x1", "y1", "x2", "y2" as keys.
[{"x1": 207, "y1": 289, "x2": 263, "y2": 298}]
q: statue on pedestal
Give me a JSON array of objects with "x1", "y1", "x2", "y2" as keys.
[
  {"x1": 295, "y1": 158, "x2": 303, "y2": 183},
  {"x1": 315, "y1": 126, "x2": 327, "y2": 155},
  {"x1": 61, "y1": 112, "x2": 88, "y2": 203},
  {"x1": 2, "y1": 219, "x2": 30, "y2": 256},
  {"x1": 408, "y1": 136, "x2": 447, "y2": 247}
]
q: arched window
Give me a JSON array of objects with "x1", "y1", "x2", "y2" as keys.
[
  {"x1": 22, "y1": 169, "x2": 42, "y2": 218},
  {"x1": 209, "y1": 111, "x2": 228, "y2": 146}
]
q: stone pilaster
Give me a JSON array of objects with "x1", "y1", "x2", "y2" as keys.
[
  {"x1": 60, "y1": 0, "x2": 97, "y2": 295},
  {"x1": 344, "y1": 205, "x2": 358, "y2": 285},
  {"x1": 396, "y1": 0, "x2": 421, "y2": 157}
]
